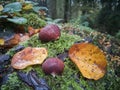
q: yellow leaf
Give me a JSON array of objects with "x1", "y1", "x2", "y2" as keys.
[
  {"x1": 69, "y1": 43, "x2": 107, "y2": 80},
  {"x1": 22, "y1": 4, "x2": 33, "y2": 10},
  {"x1": 0, "y1": 38, "x2": 5, "y2": 45},
  {"x1": 0, "y1": 5, "x2": 3, "y2": 11}
]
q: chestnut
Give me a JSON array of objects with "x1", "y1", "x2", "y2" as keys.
[
  {"x1": 39, "y1": 24, "x2": 61, "y2": 42},
  {"x1": 42, "y1": 57, "x2": 64, "y2": 76}
]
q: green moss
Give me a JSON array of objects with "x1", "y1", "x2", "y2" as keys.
[
  {"x1": 2, "y1": 31, "x2": 120, "y2": 90},
  {"x1": 23, "y1": 13, "x2": 46, "y2": 28}
]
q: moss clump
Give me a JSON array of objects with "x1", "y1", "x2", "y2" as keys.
[
  {"x1": 23, "y1": 13, "x2": 46, "y2": 28},
  {"x1": 2, "y1": 31, "x2": 120, "y2": 90}
]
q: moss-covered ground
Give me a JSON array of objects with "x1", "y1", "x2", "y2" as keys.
[{"x1": 1, "y1": 24, "x2": 120, "y2": 90}]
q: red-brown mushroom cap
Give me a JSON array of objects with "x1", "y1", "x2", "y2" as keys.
[
  {"x1": 42, "y1": 57, "x2": 64, "y2": 76},
  {"x1": 11, "y1": 47, "x2": 47, "y2": 69},
  {"x1": 39, "y1": 24, "x2": 61, "y2": 42}
]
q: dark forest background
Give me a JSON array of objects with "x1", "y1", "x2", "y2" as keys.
[{"x1": 47, "y1": 0, "x2": 120, "y2": 36}]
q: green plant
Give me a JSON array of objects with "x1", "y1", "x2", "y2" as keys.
[
  {"x1": 0, "y1": 1, "x2": 47, "y2": 46},
  {"x1": 0, "y1": 1, "x2": 47, "y2": 25},
  {"x1": 96, "y1": 6, "x2": 120, "y2": 35},
  {"x1": 0, "y1": 2, "x2": 27, "y2": 25}
]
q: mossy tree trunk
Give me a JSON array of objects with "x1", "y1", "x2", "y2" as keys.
[
  {"x1": 47, "y1": 0, "x2": 57, "y2": 19},
  {"x1": 56, "y1": 0, "x2": 65, "y2": 19},
  {"x1": 47, "y1": 0, "x2": 65, "y2": 19},
  {"x1": 64, "y1": 0, "x2": 71, "y2": 22}
]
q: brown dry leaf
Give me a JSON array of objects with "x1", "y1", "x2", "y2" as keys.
[
  {"x1": 10, "y1": 34, "x2": 20, "y2": 44},
  {"x1": 11, "y1": 47, "x2": 48, "y2": 69},
  {"x1": 5, "y1": 34, "x2": 20, "y2": 47},
  {"x1": 28, "y1": 26, "x2": 41, "y2": 36},
  {"x1": 28, "y1": 26, "x2": 35, "y2": 36},
  {"x1": 69, "y1": 43, "x2": 107, "y2": 80},
  {"x1": 34, "y1": 28, "x2": 41, "y2": 34}
]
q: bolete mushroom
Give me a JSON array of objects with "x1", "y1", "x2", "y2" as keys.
[
  {"x1": 69, "y1": 43, "x2": 107, "y2": 80},
  {"x1": 42, "y1": 57, "x2": 64, "y2": 76},
  {"x1": 39, "y1": 24, "x2": 61, "y2": 42},
  {"x1": 11, "y1": 47, "x2": 47, "y2": 69}
]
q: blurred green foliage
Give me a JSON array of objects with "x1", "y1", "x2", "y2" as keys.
[
  {"x1": 69, "y1": 0, "x2": 120, "y2": 36},
  {"x1": 96, "y1": 6, "x2": 120, "y2": 35}
]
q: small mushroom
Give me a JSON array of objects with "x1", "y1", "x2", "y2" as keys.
[
  {"x1": 42, "y1": 58, "x2": 64, "y2": 76},
  {"x1": 39, "y1": 24, "x2": 61, "y2": 42},
  {"x1": 11, "y1": 47, "x2": 47, "y2": 69}
]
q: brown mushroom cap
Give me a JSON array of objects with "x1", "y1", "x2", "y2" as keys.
[
  {"x1": 11, "y1": 47, "x2": 47, "y2": 69},
  {"x1": 69, "y1": 43, "x2": 107, "y2": 80}
]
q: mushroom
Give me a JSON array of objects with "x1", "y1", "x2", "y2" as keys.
[
  {"x1": 42, "y1": 57, "x2": 64, "y2": 76},
  {"x1": 39, "y1": 24, "x2": 61, "y2": 42}
]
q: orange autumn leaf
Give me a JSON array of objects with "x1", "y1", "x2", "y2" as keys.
[
  {"x1": 34, "y1": 28, "x2": 41, "y2": 34},
  {"x1": 11, "y1": 47, "x2": 48, "y2": 69},
  {"x1": 69, "y1": 43, "x2": 107, "y2": 80},
  {"x1": 28, "y1": 26, "x2": 35, "y2": 36},
  {"x1": 28, "y1": 26, "x2": 41, "y2": 36},
  {"x1": 5, "y1": 34, "x2": 20, "y2": 46}
]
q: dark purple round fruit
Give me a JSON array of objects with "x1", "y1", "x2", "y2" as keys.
[
  {"x1": 39, "y1": 24, "x2": 61, "y2": 42},
  {"x1": 42, "y1": 58, "x2": 64, "y2": 76}
]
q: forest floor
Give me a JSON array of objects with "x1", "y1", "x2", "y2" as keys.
[{"x1": 0, "y1": 23, "x2": 120, "y2": 90}]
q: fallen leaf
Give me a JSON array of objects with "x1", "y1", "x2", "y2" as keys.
[
  {"x1": 4, "y1": 34, "x2": 20, "y2": 48},
  {"x1": 0, "y1": 5, "x2": 3, "y2": 11},
  {"x1": 69, "y1": 43, "x2": 107, "y2": 80},
  {"x1": 0, "y1": 38, "x2": 5, "y2": 45},
  {"x1": 22, "y1": 4, "x2": 33, "y2": 10},
  {"x1": 28, "y1": 26, "x2": 35, "y2": 36},
  {"x1": 28, "y1": 26, "x2": 41, "y2": 36},
  {"x1": 11, "y1": 47, "x2": 48, "y2": 69}
]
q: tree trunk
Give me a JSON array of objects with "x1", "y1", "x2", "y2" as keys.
[
  {"x1": 47, "y1": 0, "x2": 57, "y2": 19},
  {"x1": 56, "y1": 0, "x2": 65, "y2": 19},
  {"x1": 47, "y1": 0, "x2": 66, "y2": 19}
]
